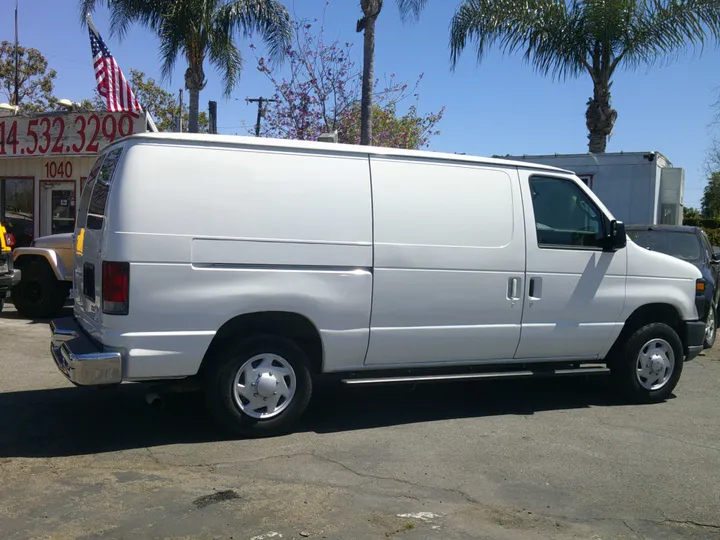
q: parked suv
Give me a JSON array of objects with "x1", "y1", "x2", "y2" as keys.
[
  {"x1": 50, "y1": 134, "x2": 706, "y2": 437},
  {"x1": 0, "y1": 222, "x2": 22, "y2": 312},
  {"x1": 626, "y1": 225, "x2": 719, "y2": 349}
]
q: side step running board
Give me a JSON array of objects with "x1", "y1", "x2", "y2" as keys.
[{"x1": 341, "y1": 365, "x2": 609, "y2": 385}]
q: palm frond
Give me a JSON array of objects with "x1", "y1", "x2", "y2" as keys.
[
  {"x1": 215, "y1": 0, "x2": 292, "y2": 62},
  {"x1": 79, "y1": 0, "x2": 171, "y2": 38},
  {"x1": 450, "y1": 0, "x2": 587, "y2": 80},
  {"x1": 396, "y1": 0, "x2": 428, "y2": 23},
  {"x1": 78, "y1": 0, "x2": 100, "y2": 25},
  {"x1": 209, "y1": 29, "x2": 244, "y2": 96},
  {"x1": 157, "y1": 21, "x2": 184, "y2": 82},
  {"x1": 108, "y1": 0, "x2": 172, "y2": 39},
  {"x1": 621, "y1": 0, "x2": 720, "y2": 71}
]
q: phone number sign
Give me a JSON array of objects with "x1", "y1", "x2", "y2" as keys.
[{"x1": 0, "y1": 111, "x2": 145, "y2": 158}]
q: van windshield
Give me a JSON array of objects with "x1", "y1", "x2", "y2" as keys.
[{"x1": 627, "y1": 230, "x2": 702, "y2": 262}]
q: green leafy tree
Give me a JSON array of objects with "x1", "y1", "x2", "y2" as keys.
[
  {"x1": 449, "y1": 0, "x2": 720, "y2": 153},
  {"x1": 0, "y1": 41, "x2": 57, "y2": 112},
  {"x1": 702, "y1": 172, "x2": 720, "y2": 218},
  {"x1": 80, "y1": 0, "x2": 293, "y2": 133},
  {"x1": 81, "y1": 70, "x2": 208, "y2": 132},
  {"x1": 683, "y1": 206, "x2": 700, "y2": 221},
  {"x1": 128, "y1": 69, "x2": 209, "y2": 132},
  {"x1": 337, "y1": 102, "x2": 444, "y2": 149},
  {"x1": 356, "y1": 0, "x2": 428, "y2": 145},
  {"x1": 254, "y1": 11, "x2": 443, "y2": 148}
]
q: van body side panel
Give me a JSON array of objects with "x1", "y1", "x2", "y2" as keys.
[
  {"x1": 97, "y1": 142, "x2": 373, "y2": 379},
  {"x1": 365, "y1": 158, "x2": 525, "y2": 366}
]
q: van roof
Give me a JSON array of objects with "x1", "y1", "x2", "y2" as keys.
[{"x1": 124, "y1": 132, "x2": 573, "y2": 174}]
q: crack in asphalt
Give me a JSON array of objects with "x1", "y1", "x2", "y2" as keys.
[
  {"x1": 129, "y1": 450, "x2": 720, "y2": 535},
  {"x1": 662, "y1": 518, "x2": 720, "y2": 531},
  {"x1": 303, "y1": 453, "x2": 480, "y2": 504}
]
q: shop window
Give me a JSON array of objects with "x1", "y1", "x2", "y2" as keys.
[{"x1": 1, "y1": 178, "x2": 34, "y2": 248}]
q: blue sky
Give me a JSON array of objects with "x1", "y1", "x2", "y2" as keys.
[{"x1": 3, "y1": 0, "x2": 720, "y2": 207}]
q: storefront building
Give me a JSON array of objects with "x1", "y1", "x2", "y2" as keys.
[{"x1": 0, "y1": 110, "x2": 147, "y2": 247}]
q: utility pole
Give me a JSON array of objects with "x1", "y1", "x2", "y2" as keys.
[
  {"x1": 177, "y1": 89, "x2": 183, "y2": 133},
  {"x1": 247, "y1": 96, "x2": 277, "y2": 137},
  {"x1": 208, "y1": 100, "x2": 217, "y2": 134},
  {"x1": 13, "y1": 0, "x2": 19, "y2": 106}
]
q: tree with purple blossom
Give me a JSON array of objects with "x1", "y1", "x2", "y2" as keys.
[{"x1": 251, "y1": 6, "x2": 443, "y2": 149}]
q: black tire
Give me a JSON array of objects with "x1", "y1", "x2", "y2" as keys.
[
  {"x1": 11, "y1": 260, "x2": 68, "y2": 319},
  {"x1": 703, "y1": 303, "x2": 717, "y2": 349},
  {"x1": 204, "y1": 335, "x2": 313, "y2": 437},
  {"x1": 610, "y1": 322, "x2": 684, "y2": 403},
  {"x1": 0, "y1": 298, "x2": 4, "y2": 312}
]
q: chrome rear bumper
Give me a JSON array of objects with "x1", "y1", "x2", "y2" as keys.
[{"x1": 50, "y1": 318, "x2": 122, "y2": 386}]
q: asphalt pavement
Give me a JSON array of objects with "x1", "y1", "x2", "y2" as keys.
[{"x1": 1, "y1": 304, "x2": 719, "y2": 540}]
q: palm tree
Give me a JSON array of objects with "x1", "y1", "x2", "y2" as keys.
[
  {"x1": 449, "y1": 0, "x2": 720, "y2": 153},
  {"x1": 356, "y1": 0, "x2": 427, "y2": 145},
  {"x1": 80, "y1": 0, "x2": 292, "y2": 133}
]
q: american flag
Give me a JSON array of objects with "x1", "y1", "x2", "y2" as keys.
[{"x1": 88, "y1": 18, "x2": 142, "y2": 113}]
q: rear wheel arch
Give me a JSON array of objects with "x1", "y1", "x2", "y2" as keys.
[
  {"x1": 198, "y1": 311, "x2": 324, "y2": 376},
  {"x1": 14, "y1": 251, "x2": 66, "y2": 281},
  {"x1": 14, "y1": 253, "x2": 48, "y2": 270}
]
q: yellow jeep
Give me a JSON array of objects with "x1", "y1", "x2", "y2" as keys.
[{"x1": 0, "y1": 223, "x2": 21, "y2": 312}]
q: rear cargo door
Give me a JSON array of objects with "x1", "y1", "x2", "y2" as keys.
[{"x1": 73, "y1": 146, "x2": 123, "y2": 330}]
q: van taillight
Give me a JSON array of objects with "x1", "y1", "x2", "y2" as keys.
[{"x1": 102, "y1": 261, "x2": 129, "y2": 315}]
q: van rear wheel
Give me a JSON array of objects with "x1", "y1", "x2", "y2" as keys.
[
  {"x1": 204, "y1": 335, "x2": 313, "y2": 437},
  {"x1": 609, "y1": 322, "x2": 683, "y2": 403}
]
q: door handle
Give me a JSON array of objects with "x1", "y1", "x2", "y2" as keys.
[
  {"x1": 529, "y1": 277, "x2": 542, "y2": 299},
  {"x1": 507, "y1": 277, "x2": 521, "y2": 300}
]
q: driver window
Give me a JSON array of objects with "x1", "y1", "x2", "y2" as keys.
[{"x1": 530, "y1": 176, "x2": 604, "y2": 249}]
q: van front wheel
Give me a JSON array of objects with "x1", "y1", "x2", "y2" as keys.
[
  {"x1": 610, "y1": 323, "x2": 683, "y2": 403},
  {"x1": 204, "y1": 335, "x2": 313, "y2": 437}
]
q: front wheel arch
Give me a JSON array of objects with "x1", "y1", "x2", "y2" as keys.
[{"x1": 607, "y1": 304, "x2": 683, "y2": 364}]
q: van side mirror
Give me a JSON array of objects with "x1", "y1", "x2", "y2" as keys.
[
  {"x1": 712, "y1": 248, "x2": 720, "y2": 263},
  {"x1": 603, "y1": 220, "x2": 626, "y2": 252}
]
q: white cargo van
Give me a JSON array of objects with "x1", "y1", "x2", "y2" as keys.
[{"x1": 51, "y1": 133, "x2": 706, "y2": 436}]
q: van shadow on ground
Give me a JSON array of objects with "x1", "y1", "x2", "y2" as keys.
[{"x1": 0, "y1": 374, "x2": 638, "y2": 459}]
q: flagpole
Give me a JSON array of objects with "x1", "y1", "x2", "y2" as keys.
[
  {"x1": 85, "y1": 14, "x2": 101, "y2": 37},
  {"x1": 86, "y1": 14, "x2": 158, "y2": 132},
  {"x1": 13, "y1": 0, "x2": 19, "y2": 106}
]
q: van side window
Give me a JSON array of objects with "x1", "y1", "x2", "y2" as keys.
[
  {"x1": 530, "y1": 176, "x2": 604, "y2": 249},
  {"x1": 87, "y1": 148, "x2": 123, "y2": 230},
  {"x1": 76, "y1": 155, "x2": 105, "y2": 229}
]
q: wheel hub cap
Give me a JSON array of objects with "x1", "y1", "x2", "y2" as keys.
[
  {"x1": 232, "y1": 353, "x2": 297, "y2": 419},
  {"x1": 636, "y1": 338, "x2": 675, "y2": 391},
  {"x1": 255, "y1": 372, "x2": 278, "y2": 397},
  {"x1": 650, "y1": 356, "x2": 664, "y2": 374}
]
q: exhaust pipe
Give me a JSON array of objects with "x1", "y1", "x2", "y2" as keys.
[{"x1": 145, "y1": 390, "x2": 164, "y2": 409}]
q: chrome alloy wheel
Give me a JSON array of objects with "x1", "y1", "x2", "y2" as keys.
[
  {"x1": 232, "y1": 354, "x2": 297, "y2": 419},
  {"x1": 635, "y1": 339, "x2": 674, "y2": 391},
  {"x1": 705, "y1": 307, "x2": 716, "y2": 344}
]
